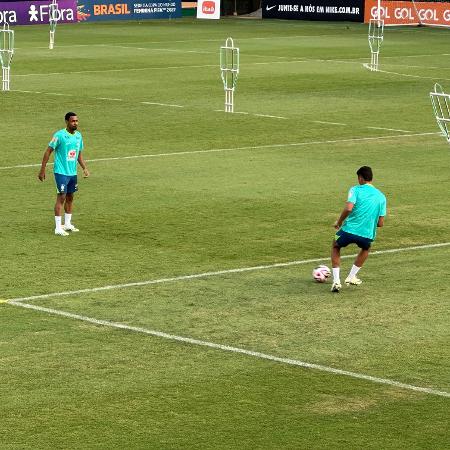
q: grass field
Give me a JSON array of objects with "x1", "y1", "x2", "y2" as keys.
[{"x1": 1, "y1": 17, "x2": 449, "y2": 449}]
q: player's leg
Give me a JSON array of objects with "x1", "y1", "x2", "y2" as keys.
[
  {"x1": 63, "y1": 176, "x2": 79, "y2": 232},
  {"x1": 54, "y1": 193, "x2": 68, "y2": 236},
  {"x1": 331, "y1": 238, "x2": 342, "y2": 292},
  {"x1": 345, "y1": 240, "x2": 371, "y2": 285},
  {"x1": 54, "y1": 173, "x2": 70, "y2": 235}
]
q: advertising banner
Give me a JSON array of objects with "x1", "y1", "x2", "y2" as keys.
[
  {"x1": 262, "y1": 0, "x2": 364, "y2": 21},
  {"x1": 196, "y1": 0, "x2": 220, "y2": 19},
  {"x1": 0, "y1": 0, "x2": 77, "y2": 25},
  {"x1": 365, "y1": 0, "x2": 450, "y2": 26},
  {"x1": 77, "y1": 0, "x2": 181, "y2": 21}
]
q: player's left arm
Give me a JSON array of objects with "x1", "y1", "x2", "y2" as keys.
[
  {"x1": 377, "y1": 196, "x2": 387, "y2": 227},
  {"x1": 78, "y1": 152, "x2": 90, "y2": 178}
]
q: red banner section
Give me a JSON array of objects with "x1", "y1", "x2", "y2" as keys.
[{"x1": 365, "y1": 0, "x2": 450, "y2": 25}]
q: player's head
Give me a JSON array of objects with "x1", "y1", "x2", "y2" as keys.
[
  {"x1": 356, "y1": 166, "x2": 373, "y2": 183},
  {"x1": 65, "y1": 112, "x2": 78, "y2": 132}
]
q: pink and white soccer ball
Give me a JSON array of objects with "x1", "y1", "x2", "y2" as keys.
[{"x1": 312, "y1": 265, "x2": 331, "y2": 283}]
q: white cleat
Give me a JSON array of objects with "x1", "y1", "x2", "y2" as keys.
[
  {"x1": 63, "y1": 224, "x2": 79, "y2": 232},
  {"x1": 55, "y1": 228, "x2": 69, "y2": 236},
  {"x1": 345, "y1": 276, "x2": 362, "y2": 286},
  {"x1": 331, "y1": 282, "x2": 342, "y2": 293}
]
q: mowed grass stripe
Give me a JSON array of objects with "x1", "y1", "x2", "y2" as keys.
[
  {"x1": 8, "y1": 242, "x2": 450, "y2": 303},
  {"x1": 0, "y1": 131, "x2": 439, "y2": 171},
  {"x1": 8, "y1": 299, "x2": 450, "y2": 399}
]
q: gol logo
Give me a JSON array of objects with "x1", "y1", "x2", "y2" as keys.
[{"x1": 202, "y1": 0, "x2": 216, "y2": 14}]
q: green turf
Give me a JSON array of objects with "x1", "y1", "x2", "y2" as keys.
[{"x1": 1, "y1": 18, "x2": 449, "y2": 449}]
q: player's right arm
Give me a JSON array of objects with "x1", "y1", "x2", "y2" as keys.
[
  {"x1": 334, "y1": 202, "x2": 354, "y2": 229},
  {"x1": 38, "y1": 146, "x2": 54, "y2": 181}
]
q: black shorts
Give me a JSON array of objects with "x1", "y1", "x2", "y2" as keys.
[{"x1": 335, "y1": 229, "x2": 372, "y2": 251}]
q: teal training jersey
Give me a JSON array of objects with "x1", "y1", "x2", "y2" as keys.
[
  {"x1": 48, "y1": 129, "x2": 84, "y2": 176},
  {"x1": 341, "y1": 184, "x2": 386, "y2": 240}
]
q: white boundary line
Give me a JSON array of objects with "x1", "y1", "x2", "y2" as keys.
[
  {"x1": 368, "y1": 126, "x2": 412, "y2": 133},
  {"x1": 12, "y1": 53, "x2": 450, "y2": 79},
  {"x1": 314, "y1": 120, "x2": 347, "y2": 126},
  {"x1": 8, "y1": 242, "x2": 450, "y2": 303},
  {"x1": 5, "y1": 244, "x2": 450, "y2": 398},
  {"x1": 7, "y1": 299, "x2": 450, "y2": 399},
  {"x1": 0, "y1": 132, "x2": 438, "y2": 172},
  {"x1": 141, "y1": 101, "x2": 184, "y2": 108},
  {"x1": 16, "y1": 35, "x2": 351, "y2": 50},
  {"x1": 362, "y1": 63, "x2": 450, "y2": 82}
]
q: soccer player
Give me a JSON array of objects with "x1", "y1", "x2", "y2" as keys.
[
  {"x1": 330, "y1": 166, "x2": 386, "y2": 293},
  {"x1": 38, "y1": 112, "x2": 89, "y2": 236}
]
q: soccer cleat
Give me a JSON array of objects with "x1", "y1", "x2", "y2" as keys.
[
  {"x1": 63, "y1": 224, "x2": 79, "y2": 232},
  {"x1": 345, "y1": 276, "x2": 362, "y2": 286},
  {"x1": 55, "y1": 228, "x2": 69, "y2": 236},
  {"x1": 331, "y1": 282, "x2": 342, "y2": 293}
]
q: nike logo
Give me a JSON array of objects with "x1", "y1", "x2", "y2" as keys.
[{"x1": 266, "y1": 5, "x2": 277, "y2": 11}]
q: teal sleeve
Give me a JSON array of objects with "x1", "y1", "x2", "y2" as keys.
[
  {"x1": 380, "y1": 197, "x2": 387, "y2": 216},
  {"x1": 48, "y1": 133, "x2": 58, "y2": 150},
  {"x1": 347, "y1": 187, "x2": 357, "y2": 203}
]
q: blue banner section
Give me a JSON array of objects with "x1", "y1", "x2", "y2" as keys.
[{"x1": 77, "y1": 0, "x2": 181, "y2": 21}]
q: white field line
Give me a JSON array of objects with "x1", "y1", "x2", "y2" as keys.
[
  {"x1": 368, "y1": 126, "x2": 412, "y2": 133},
  {"x1": 374, "y1": 63, "x2": 450, "y2": 71},
  {"x1": 8, "y1": 242, "x2": 450, "y2": 303},
  {"x1": 12, "y1": 64, "x2": 218, "y2": 77},
  {"x1": 363, "y1": 64, "x2": 450, "y2": 82},
  {"x1": 95, "y1": 97, "x2": 122, "y2": 101},
  {"x1": 10, "y1": 89, "x2": 281, "y2": 119},
  {"x1": 141, "y1": 101, "x2": 183, "y2": 108},
  {"x1": 254, "y1": 113, "x2": 288, "y2": 119},
  {"x1": 314, "y1": 120, "x2": 347, "y2": 126},
  {"x1": 7, "y1": 299, "x2": 450, "y2": 399},
  {"x1": 0, "y1": 131, "x2": 439, "y2": 172},
  {"x1": 103, "y1": 45, "x2": 214, "y2": 55},
  {"x1": 11, "y1": 55, "x2": 450, "y2": 79},
  {"x1": 10, "y1": 56, "x2": 385, "y2": 79},
  {"x1": 13, "y1": 55, "x2": 434, "y2": 79},
  {"x1": 10, "y1": 59, "x2": 326, "y2": 78},
  {"x1": 17, "y1": 35, "x2": 361, "y2": 50}
]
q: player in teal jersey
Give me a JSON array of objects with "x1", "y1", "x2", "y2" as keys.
[
  {"x1": 330, "y1": 166, "x2": 386, "y2": 292},
  {"x1": 38, "y1": 112, "x2": 90, "y2": 236}
]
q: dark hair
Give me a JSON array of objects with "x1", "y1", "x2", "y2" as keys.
[
  {"x1": 356, "y1": 166, "x2": 373, "y2": 181},
  {"x1": 65, "y1": 112, "x2": 77, "y2": 121}
]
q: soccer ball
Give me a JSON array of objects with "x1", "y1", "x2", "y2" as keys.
[{"x1": 312, "y1": 265, "x2": 331, "y2": 283}]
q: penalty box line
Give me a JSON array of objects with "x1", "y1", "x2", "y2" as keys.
[
  {"x1": 7, "y1": 297, "x2": 450, "y2": 400},
  {"x1": 6, "y1": 242, "x2": 450, "y2": 399},
  {"x1": 8, "y1": 242, "x2": 450, "y2": 303}
]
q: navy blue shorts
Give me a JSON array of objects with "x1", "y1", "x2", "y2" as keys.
[
  {"x1": 335, "y1": 229, "x2": 372, "y2": 251},
  {"x1": 54, "y1": 173, "x2": 78, "y2": 194}
]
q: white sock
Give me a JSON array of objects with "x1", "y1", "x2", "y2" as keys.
[
  {"x1": 332, "y1": 268, "x2": 340, "y2": 283},
  {"x1": 65, "y1": 213, "x2": 72, "y2": 226},
  {"x1": 347, "y1": 265, "x2": 361, "y2": 280},
  {"x1": 55, "y1": 216, "x2": 62, "y2": 230}
]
